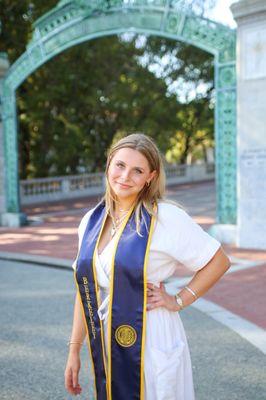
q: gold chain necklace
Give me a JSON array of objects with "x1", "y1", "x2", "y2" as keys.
[
  {"x1": 110, "y1": 206, "x2": 133, "y2": 237},
  {"x1": 111, "y1": 211, "x2": 129, "y2": 237}
]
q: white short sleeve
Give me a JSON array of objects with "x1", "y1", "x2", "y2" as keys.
[
  {"x1": 159, "y1": 203, "x2": 221, "y2": 272},
  {"x1": 72, "y1": 207, "x2": 95, "y2": 270}
]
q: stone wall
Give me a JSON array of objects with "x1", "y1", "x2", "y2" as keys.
[{"x1": 231, "y1": 0, "x2": 266, "y2": 249}]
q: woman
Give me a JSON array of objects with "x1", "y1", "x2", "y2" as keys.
[{"x1": 64, "y1": 133, "x2": 230, "y2": 400}]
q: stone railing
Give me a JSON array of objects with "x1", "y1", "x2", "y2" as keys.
[{"x1": 20, "y1": 163, "x2": 214, "y2": 205}]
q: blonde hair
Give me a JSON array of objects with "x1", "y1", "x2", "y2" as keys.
[{"x1": 101, "y1": 133, "x2": 182, "y2": 234}]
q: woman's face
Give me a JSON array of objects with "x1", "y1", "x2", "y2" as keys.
[{"x1": 107, "y1": 147, "x2": 156, "y2": 203}]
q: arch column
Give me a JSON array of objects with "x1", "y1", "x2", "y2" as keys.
[
  {"x1": 231, "y1": 0, "x2": 266, "y2": 250},
  {"x1": 0, "y1": 54, "x2": 27, "y2": 226},
  {"x1": 0, "y1": 53, "x2": 9, "y2": 221}
]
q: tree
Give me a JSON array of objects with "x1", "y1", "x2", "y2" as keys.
[
  {"x1": 1, "y1": 0, "x2": 216, "y2": 178},
  {"x1": 165, "y1": 98, "x2": 214, "y2": 164}
]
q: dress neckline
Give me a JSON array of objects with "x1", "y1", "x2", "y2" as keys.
[
  {"x1": 97, "y1": 213, "x2": 128, "y2": 256},
  {"x1": 97, "y1": 233, "x2": 116, "y2": 256}
]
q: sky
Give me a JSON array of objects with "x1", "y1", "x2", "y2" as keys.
[
  {"x1": 208, "y1": 0, "x2": 238, "y2": 28},
  {"x1": 132, "y1": 0, "x2": 239, "y2": 102}
]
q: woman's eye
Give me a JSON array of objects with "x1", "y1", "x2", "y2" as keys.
[
  {"x1": 116, "y1": 162, "x2": 124, "y2": 168},
  {"x1": 115, "y1": 162, "x2": 142, "y2": 174}
]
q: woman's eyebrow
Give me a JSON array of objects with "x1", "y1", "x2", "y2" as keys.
[{"x1": 116, "y1": 160, "x2": 145, "y2": 171}]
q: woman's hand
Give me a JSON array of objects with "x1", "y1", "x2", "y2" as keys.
[
  {"x1": 147, "y1": 282, "x2": 179, "y2": 312},
  {"x1": 64, "y1": 350, "x2": 82, "y2": 396}
]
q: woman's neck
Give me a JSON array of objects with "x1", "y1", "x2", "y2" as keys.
[{"x1": 115, "y1": 196, "x2": 137, "y2": 213}]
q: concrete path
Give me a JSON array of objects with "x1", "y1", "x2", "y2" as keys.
[{"x1": 0, "y1": 259, "x2": 265, "y2": 400}]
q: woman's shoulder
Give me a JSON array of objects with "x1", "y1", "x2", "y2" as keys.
[
  {"x1": 157, "y1": 200, "x2": 188, "y2": 218},
  {"x1": 78, "y1": 205, "x2": 97, "y2": 236},
  {"x1": 81, "y1": 205, "x2": 96, "y2": 221},
  {"x1": 154, "y1": 200, "x2": 191, "y2": 232},
  {"x1": 155, "y1": 199, "x2": 196, "y2": 235}
]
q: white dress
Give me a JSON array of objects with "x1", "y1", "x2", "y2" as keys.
[{"x1": 73, "y1": 201, "x2": 221, "y2": 400}]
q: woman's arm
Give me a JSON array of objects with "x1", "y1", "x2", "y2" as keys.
[
  {"x1": 176, "y1": 246, "x2": 230, "y2": 309},
  {"x1": 147, "y1": 246, "x2": 231, "y2": 311},
  {"x1": 64, "y1": 292, "x2": 87, "y2": 396},
  {"x1": 68, "y1": 292, "x2": 87, "y2": 352}
]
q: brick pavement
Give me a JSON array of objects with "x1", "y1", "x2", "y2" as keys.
[{"x1": 0, "y1": 181, "x2": 265, "y2": 330}]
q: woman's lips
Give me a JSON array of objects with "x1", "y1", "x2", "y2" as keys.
[{"x1": 117, "y1": 182, "x2": 132, "y2": 188}]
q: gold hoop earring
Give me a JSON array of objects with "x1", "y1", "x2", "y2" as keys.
[{"x1": 146, "y1": 181, "x2": 150, "y2": 187}]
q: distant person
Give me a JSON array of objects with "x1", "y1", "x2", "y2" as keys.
[{"x1": 64, "y1": 133, "x2": 230, "y2": 399}]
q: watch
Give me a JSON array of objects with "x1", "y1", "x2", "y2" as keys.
[{"x1": 175, "y1": 294, "x2": 184, "y2": 310}]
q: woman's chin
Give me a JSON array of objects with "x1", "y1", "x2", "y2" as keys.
[
  {"x1": 115, "y1": 190, "x2": 133, "y2": 198},
  {"x1": 112, "y1": 187, "x2": 137, "y2": 200}
]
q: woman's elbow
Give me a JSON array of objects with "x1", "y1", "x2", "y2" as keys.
[
  {"x1": 220, "y1": 246, "x2": 231, "y2": 271},
  {"x1": 225, "y1": 255, "x2": 231, "y2": 271},
  {"x1": 212, "y1": 246, "x2": 231, "y2": 273}
]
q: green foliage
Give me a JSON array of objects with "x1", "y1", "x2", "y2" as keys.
[
  {"x1": 165, "y1": 98, "x2": 214, "y2": 164},
  {"x1": 0, "y1": 1, "x2": 215, "y2": 179}
]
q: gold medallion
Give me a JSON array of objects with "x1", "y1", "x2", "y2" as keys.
[{"x1": 115, "y1": 325, "x2": 137, "y2": 347}]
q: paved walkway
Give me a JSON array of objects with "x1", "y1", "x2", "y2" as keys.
[
  {"x1": 0, "y1": 181, "x2": 265, "y2": 336},
  {"x1": 0, "y1": 259, "x2": 265, "y2": 400}
]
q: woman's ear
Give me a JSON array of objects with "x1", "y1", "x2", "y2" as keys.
[{"x1": 149, "y1": 170, "x2": 157, "y2": 182}]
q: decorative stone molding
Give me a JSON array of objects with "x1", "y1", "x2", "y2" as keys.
[{"x1": 231, "y1": 0, "x2": 266, "y2": 23}]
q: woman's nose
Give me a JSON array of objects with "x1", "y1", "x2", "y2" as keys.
[{"x1": 121, "y1": 169, "x2": 131, "y2": 180}]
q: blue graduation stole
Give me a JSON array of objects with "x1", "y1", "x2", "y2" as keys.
[{"x1": 74, "y1": 200, "x2": 156, "y2": 400}]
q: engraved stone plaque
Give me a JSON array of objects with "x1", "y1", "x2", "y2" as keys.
[
  {"x1": 238, "y1": 148, "x2": 266, "y2": 249},
  {"x1": 242, "y1": 25, "x2": 266, "y2": 80}
]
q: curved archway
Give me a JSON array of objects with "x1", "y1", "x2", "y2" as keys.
[{"x1": 1, "y1": 0, "x2": 236, "y2": 224}]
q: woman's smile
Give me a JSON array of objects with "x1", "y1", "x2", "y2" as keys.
[{"x1": 116, "y1": 182, "x2": 133, "y2": 189}]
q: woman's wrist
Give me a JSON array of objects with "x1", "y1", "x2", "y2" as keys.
[
  {"x1": 174, "y1": 285, "x2": 199, "y2": 311},
  {"x1": 68, "y1": 343, "x2": 82, "y2": 354},
  {"x1": 171, "y1": 295, "x2": 182, "y2": 311},
  {"x1": 174, "y1": 293, "x2": 184, "y2": 311},
  {"x1": 67, "y1": 340, "x2": 83, "y2": 353}
]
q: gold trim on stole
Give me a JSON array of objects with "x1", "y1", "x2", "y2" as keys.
[
  {"x1": 140, "y1": 204, "x2": 157, "y2": 399},
  {"x1": 73, "y1": 209, "x2": 110, "y2": 400},
  {"x1": 92, "y1": 211, "x2": 110, "y2": 398},
  {"x1": 107, "y1": 204, "x2": 157, "y2": 400},
  {"x1": 107, "y1": 204, "x2": 135, "y2": 400},
  {"x1": 73, "y1": 271, "x2": 98, "y2": 398}
]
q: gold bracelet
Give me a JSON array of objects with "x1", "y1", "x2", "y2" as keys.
[
  {"x1": 184, "y1": 286, "x2": 198, "y2": 300},
  {"x1": 175, "y1": 294, "x2": 184, "y2": 310},
  {"x1": 67, "y1": 340, "x2": 83, "y2": 346}
]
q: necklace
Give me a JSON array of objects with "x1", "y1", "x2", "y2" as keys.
[
  {"x1": 118, "y1": 206, "x2": 131, "y2": 212},
  {"x1": 111, "y1": 216, "x2": 126, "y2": 237},
  {"x1": 110, "y1": 201, "x2": 136, "y2": 237},
  {"x1": 111, "y1": 214, "x2": 127, "y2": 237},
  {"x1": 110, "y1": 209, "x2": 132, "y2": 237},
  {"x1": 114, "y1": 209, "x2": 129, "y2": 223}
]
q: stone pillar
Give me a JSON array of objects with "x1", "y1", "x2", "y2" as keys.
[
  {"x1": 0, "y1": 53, "x2": 9, "y2": 220},
  {"x1": 0, "y1": 54, "x2": 27, "y2": 227},
  {"x1": 231, "y1": 0, "x2": 266, "y2": 249}
]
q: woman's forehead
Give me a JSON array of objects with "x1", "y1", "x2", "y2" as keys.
[{"x1": 112, "y1": 147, "x2": 149, "y2": 167}]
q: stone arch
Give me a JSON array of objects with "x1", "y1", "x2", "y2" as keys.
[{"x1": 0, "y1": 0, "x2": 236, "y2": 225}]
